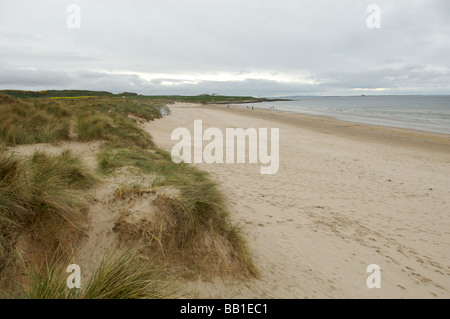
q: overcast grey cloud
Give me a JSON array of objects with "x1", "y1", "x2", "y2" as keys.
[{"x1": 0, "y1": 0, "x2": 449, "y2": 96}]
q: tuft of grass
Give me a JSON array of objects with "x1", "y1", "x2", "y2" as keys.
[
  {"x1": 106, "y1": 113, "x2": 154, "y2": 148},
  {"x1": 30, "y1": 150, "x2": 99, "y2": 190},
  {"x1": 97, "y1": 99, "x2": 162, "y2": 121},
  {"x1": 19, "y1": 255, "x2": 74, "y2": 299},
  {"x1": 4, "y1": 150, "x2": 98, "y2": 226},
  {"x1": 97, "y1": 147, "x2": 164, "y2": 174},
  {"x1": 0, "y1": 152, "x2": 23, "y2": 280},
  {"x1": 76, "y1": 111, "x2": 116, "y2": 141},
  {"x1": 0, "y1": 149, "x2": 98, "y2": 288},
  {"x1": 15, "y1": 248, "x2": 178, "y2": 299},
  {"x1": 75, "y1": 106, "x2": 154, "y2": 148},
  {"x1": 80, "y1": 248, "x2": 177, "y2": 299},
  {"x1": 0, "y1": 97, "x2": 71, "y2": 145}
]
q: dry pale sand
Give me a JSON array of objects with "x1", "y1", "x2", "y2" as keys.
[{"x1": 143, "y1": 102, "x2": 450, "y2": 299}]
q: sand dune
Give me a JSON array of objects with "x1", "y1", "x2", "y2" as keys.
[{"x1": 143, "y1": 102, "x2": 450, "y2": 298}]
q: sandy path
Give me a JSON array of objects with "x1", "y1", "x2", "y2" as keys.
[{"x1": 143, "y1": 103, "x2": 450, "y2": 298}]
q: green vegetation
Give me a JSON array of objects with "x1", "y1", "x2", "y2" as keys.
[
  {"x1": 74, "y1": 105, "x2": 157, "y2": 149},
  {"x1": 99, "y1": 146, "x2": 257, "y2": 277},
  {"x1": 0, "y1": 90, "x2": 114, "y2": 99},
  {"x1": 0, "y1": 92, "x2": 257, "y2": 298},
  {"x1": 0, "y1": 95, "x2": 71, "y2": 145},
  {"x1": 79, "y1": 248, "x2": 177, "y2": 299},
  {"x1": 17, "y1": 248, "x2": 177, "y2": 299},
  {"x1": 0, "y1": 148, "x2": 98, "y2": 295},
  {"x1": 0, "y1": 149, "x2": 97, "y2": 233},
  {"x1": 0, "y1": 89, "x2": 266, "y2": 104},
  {"x1": 49, "y1": 96, "x2": 94, "y2": 100},
  {"x1": 134, "y1": 94, "x2": 263, "y2": 104}
]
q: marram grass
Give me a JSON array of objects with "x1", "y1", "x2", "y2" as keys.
[
  {"x1": 15, "y1": 248, "x2": 178, "y2": 299},
  {"x1": 0, "y1": 93, "x2": 258, "y2": 298}
]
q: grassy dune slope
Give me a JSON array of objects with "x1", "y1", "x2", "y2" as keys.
[{"x1": 0, "y1": 94, "x2": 257, "y2": 299}]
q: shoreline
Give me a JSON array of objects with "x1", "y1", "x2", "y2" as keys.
[
  {"x1": 145, "y1": 102, "x2": 450, "y2": 298},
  {"x1": 200, "y1": 102, "x2": 450, "y2": 154}
]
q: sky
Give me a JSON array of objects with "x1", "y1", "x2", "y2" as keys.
[{"x1": 0, "y1": 0, "x2": 449, "y2": 96}]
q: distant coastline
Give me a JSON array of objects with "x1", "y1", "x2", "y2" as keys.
[
  {"x1": 0, "y1": 89, "x2": 291, "y2": 104},
  {"x1": 237, "y1": 95, "x2": 450, "y2": 135}
]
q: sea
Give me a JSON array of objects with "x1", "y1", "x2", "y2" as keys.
[{"x1": 241, "y1": 96, "x2": 450, "y2": 135}]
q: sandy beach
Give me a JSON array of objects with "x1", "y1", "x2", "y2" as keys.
[{"x1": 143, "y1": 102, "x2": 450, "y2": 299}]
